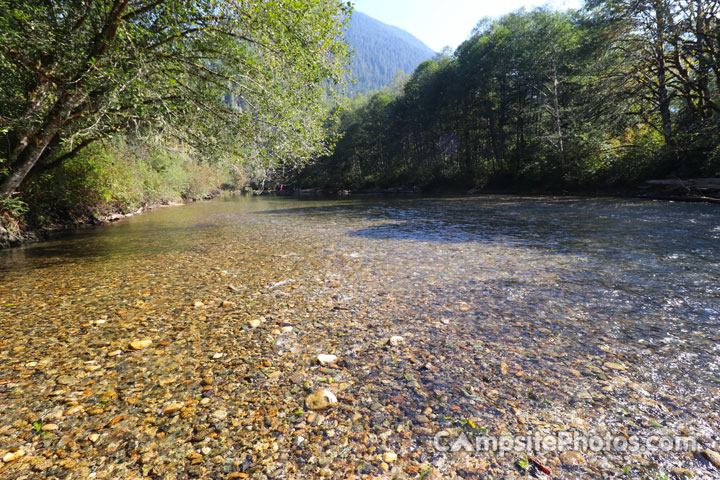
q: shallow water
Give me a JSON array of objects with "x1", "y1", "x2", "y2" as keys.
[{"x1": 1, "y1": 195, "x2": 719, "y2": 479}]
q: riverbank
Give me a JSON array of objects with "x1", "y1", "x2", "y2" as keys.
[
  {"x1": 0, "y1": 192, "x2": 220, "y2": 250},
  {"x1": 268, "y1": 178, "x2": 720, "y2": 204},
  {"x1": 5, "y1": 179, "x2": 718, "y2": 250}
]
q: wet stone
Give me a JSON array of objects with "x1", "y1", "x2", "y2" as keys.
[
  {"x1": 306, "y1": 389, "x2": 338, "y2": 411},
  {"x1": 162, "y1": 402, "x2": 184, "y2": 415},
  {"x1": 704, "y1": 449, "x2": 720, "y2": 469},
  {"x1": 3, "y1": 450, "x2": 25, "y2": 463},
  {"x1": 55, "y1": 375, "x2": 77, "y2": 386},
  {"x1": 129, "y1": 339, "x2": 152, "y2": 350}
]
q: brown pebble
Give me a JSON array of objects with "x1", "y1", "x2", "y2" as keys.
[
  {"x1": 64, "y1": 405, "x2": 83, "y2": 416},
  {"x1": 107, "y1": 415, "x2": 124, "y2": 427},
  {"x1": 129, "y1": 339, "x2": 152, "y2": 350},
  {"x1": 162, "y1": 402, "x2": 184, "y2": 415}
]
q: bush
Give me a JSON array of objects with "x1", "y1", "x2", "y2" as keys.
[{"x1": 20, "y1": 136, "x2": 232, "y2": 226}]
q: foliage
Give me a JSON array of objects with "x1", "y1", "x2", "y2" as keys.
[
  {"x1": 0, "y1": 0, "x2": 352, "y2": 198},
  {"x1": 297, "y1": 4, "x2": 719, "y2": 191},
  {"x1": 0, "y1": 194, "x2": 28, "y2": 232},
  {"x1": 21, "y1": 137, "x2": 231, "y2": 225}
]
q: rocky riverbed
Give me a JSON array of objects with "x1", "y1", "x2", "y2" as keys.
[{"x1": 1, "y1": 196, "x2": 719, "y2": 479}]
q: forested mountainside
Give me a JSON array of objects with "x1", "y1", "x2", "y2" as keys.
[{"x1": 346, "y1": 11, "x2": 435, "y2": 96}]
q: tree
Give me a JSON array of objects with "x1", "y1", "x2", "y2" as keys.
[
  {"x1": 0, "y1": 0, "x2": 351, "y2": 198},
  {"x1": 590, "y1": 0, "x2": 720, "y2": 169}
]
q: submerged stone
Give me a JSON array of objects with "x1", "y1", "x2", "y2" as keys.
[{"x1": 306, "y1": 389, "x2": 338, "y2": 411}]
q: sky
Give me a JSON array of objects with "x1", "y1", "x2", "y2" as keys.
[{"x1": 350, "y1": 0, "x2": 583, "y2": 52}]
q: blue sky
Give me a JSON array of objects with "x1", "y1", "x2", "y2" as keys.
[{"x1": 350, "y1": 0, "x2": 583, "y2": 52}]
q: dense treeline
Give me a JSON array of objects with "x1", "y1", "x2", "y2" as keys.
[{"x1": 298, "y1": 1, "x2": 720, "y2": 191}]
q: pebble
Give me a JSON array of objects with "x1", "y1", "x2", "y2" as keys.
[
  {"x1": 88, "y1": 434, "x2": 100, "y2": 442},
  {"x1": 316, "y1": 354, "x2": 338, "y2": 365},
  {"x1": 162, "y1": 402, "x2": 184, "y2": 415},
  {"x1": 2, "y1": 450, "x2": 25, "y2": 462},
  {"x1": 212, "y1": 409, "x2": 228, "y2": 420},
  {"x1": 703, "y1": 449, "x2": 720, "y2": 469},
  {"x1": 56, "y1": 375, "x2": 77, "y2": 385},
  {"x1": 41, "y1": 423, "x2": 59, "y2": 431},
  {"x1": 129, "y1": 339, "x2": 152, "y2": 350},
  {"x1": 305, "y1": 389, "x2": 338, "y2": 410},
  {"x1": 107, "y1": 349, "x2": 122, "y2": 357},
  {"x1": 64, "y1": 405, "x2": 83, "y2": 416},
  {"x1": 248, "y1": 319, "x2": 262, "y2": 328},
  {"x1": 671, "y1": 467, "x2": 694, "y2": 478},
  {"x1": 425, "y1": 467, "x2": 442, "y2": 480},
  {"x1": 58, "y1": 459, "x2": 77, "y2": 469},
  {"x1": 560, "y1": 450, "x2": 584, "y2": 465},
  {"x1": 389, "y1": 335, "x2": 405, "y2": 346},
  {"x1": 212, "y1": 352, "x2": 224, "y2": 359},
  {"x1": 603, "y1": 362, "x2": 627, "y2": 371},
  {"x1": 383, "y1": 451, "x2": 398, "y2": 463}
]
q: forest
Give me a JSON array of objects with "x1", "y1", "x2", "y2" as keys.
[{"x1": 297, "y1": 0, "x2": 720, "y2": 192}]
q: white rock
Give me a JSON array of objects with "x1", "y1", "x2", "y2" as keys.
[
  {"x1": 388, "y1": 336, "x2": 405, "y2": 346},
  {"x1": 2, "y1": 450, "x2": 24, "y2": 463},
  {"x1": 212, "y1": 409, "x2": 228, "y2": 420},
  {"x1": 383, "y1": 451, "x2": 398, "y2": 463},
  {"x1": 316, "y1": 354, "x2": 338, "y2": 365},
  {"x1": 305, "y1": 389, "x2": 338, "y2": 411}
]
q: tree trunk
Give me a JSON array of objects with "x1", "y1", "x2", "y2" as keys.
[
  {"x1": 0, "y1": 134, "x2": 56, "y2": 197},
  {"x1": 653, "y1": 0, "x2": 675, "y2": 149},
  {"x1": 0, "y1": 91, "x2": 85, "y2": 198},
  {"x1": 551, "y1": 58, "x2": 566, "y2": 171}
]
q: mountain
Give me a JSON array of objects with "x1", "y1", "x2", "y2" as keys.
[{"x1": 345, "y1": 11, "x2": 435, "y2": 96}]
